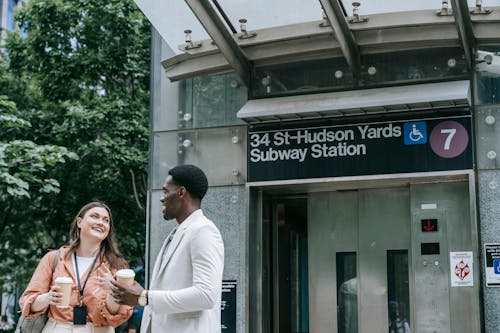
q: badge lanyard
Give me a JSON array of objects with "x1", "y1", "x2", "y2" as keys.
[{"x1": 73, "y1": 252, "x2": 99, "y2": 306}]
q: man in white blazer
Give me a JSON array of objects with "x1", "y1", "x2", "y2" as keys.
[{"x1": 110, "y1": 164, "x2": 224, "y2": 333}]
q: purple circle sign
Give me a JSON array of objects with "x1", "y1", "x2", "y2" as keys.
[{"x1": 429, "y1": 120, "x2": 469, "y2": 158}]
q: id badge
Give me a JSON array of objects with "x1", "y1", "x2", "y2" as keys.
[{"x1": 73, "y1": 305, "x2": 87, "y2": 325}]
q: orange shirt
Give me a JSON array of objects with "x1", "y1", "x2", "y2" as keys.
[{"x1": 19, "y1": 246, "x2": 132, "y2": 328}]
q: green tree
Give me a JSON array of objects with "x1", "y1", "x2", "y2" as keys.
[
  {"x1": 0, "y1": 0, "x2": 150, "y2": 291},
  {"x1": 0, "y1": 94, "x2": 77, "y2": 290}
]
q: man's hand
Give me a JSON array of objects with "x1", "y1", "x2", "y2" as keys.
[{"x1": 109, "y1": 280, "x2": 144, "y2": 306}]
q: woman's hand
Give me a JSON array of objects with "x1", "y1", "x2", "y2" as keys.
[
  {"x1": 31, "y1": 285, "x2": 63, "y2": 313},
  {"x1": 46, "y1": 285, "x2": 64, "y2": 306}
]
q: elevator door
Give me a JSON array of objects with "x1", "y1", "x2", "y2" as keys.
[
  {"x1": 308, "y1": 188, "x2": 411, "y2": 333},
  {"x1": 307, "y1": 184, "x2": 480, "y2": 333}
]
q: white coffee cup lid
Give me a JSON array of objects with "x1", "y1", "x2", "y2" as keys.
[
  {"x1": 116, "y1": 269, "x2": 135, "y2": 278},
  {"x1": 55, "y1": 276, "x2": 73, "y2": 283}
]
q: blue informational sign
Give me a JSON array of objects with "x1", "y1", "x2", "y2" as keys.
[
  {"x1": 494, "y1": 259, "x2": 500, "y2": 274},
  {"x1": 404, "y1": 121, "x2": 427, "y2": 145}
]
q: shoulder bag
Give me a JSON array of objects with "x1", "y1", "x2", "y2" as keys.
[{"x1": 14, "y1": 250, "x2": 61, "y2": 333}]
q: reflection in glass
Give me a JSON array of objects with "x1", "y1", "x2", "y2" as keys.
[
  {"x1": 275, "y1": 199, "x2": 309, "y2": 333},
  {"x1": 337, "y1": 252, "x2": 357, "y2": 333},
  {"x1": 253, "y1": 58, "x2": 352, "y2": 97},
  {"x1": 476, "y1": 73, "x2": 500, "y2": 105},
  {"x1": 359, "y1": 48, "x2": 467, "y2": 88},
  {"x1": 387, "y1": 250, "x2": 411, "y2": 333},
  {"x1": 252, "y1": 48, "x2": 468, "y2": 98},
  {"x1": 475, "y1": 47, "x2": 500, "y2": 105},
  {"x1": 180, "y1": 73, "x2": 247, "y2": 128}
]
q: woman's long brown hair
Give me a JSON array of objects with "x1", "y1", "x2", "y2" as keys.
[{"x1": 66, "y1": 201, "x2": 128, "y2": 270}]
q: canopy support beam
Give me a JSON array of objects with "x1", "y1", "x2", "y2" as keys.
[
  {"x1": 319, "y1": 0, "x2": 361, "y2": 78},
  {"x1": 450, "y1": 0, "x2": 476, "y2": 69},
  {"x1": 185, "y1": 0, "x2": 252, "y2": 87}
]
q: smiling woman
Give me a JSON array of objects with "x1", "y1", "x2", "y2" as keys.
[{"x1": 18, "y1": 202, "x2": 133, "y2": 333}]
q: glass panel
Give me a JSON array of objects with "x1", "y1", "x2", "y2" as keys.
[
  {"x1": 475, "y1": 106, "x2": 500, "y2": 170},
  {"x1": 275, "y1": 199, "x2": 309, "y2": 333},
  {"x1": 337, "y1": 252, "x2": 358, "y2": 333},
  {"x1": 475, "y1": 46, "x2": 500, "y2": 106},
  {"x1": 181, "y1": 73, "x2": 247, "y2": 129},
  {"x1": 476, "y1": 74, "x2": 500, "y2": 105},
  {"x1": 251, "y1": 48, "x2": 468, "y2": 97},
  {"x1": 340, "y1": 0, "x2": 500, "y2": 15},
  {"x1": 359, "y1": 48, "x2": 468, "y2": 88},
  {"x1": 151, "y1": 29, "x2": 181, "y2": 132},
  {"x1": 150, "y1": 32, "x2": 248, "y2": 132},
  {"x1": 151, "y1": 126, "x2": 247, "y2": 189},
  {"x1": 216, "y1": 0, "x2": 322, "y2": 32},
  {"x1": 387, "y1": 250, "x2": 411, "y2": 333},
  {"x1": 135, "y1": 0, "x2": 210, "y2": 55},
  {"x1": 253, "y1": 58, "x2": 352, "y2": 98}
]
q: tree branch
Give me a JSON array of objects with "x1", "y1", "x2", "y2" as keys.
[
  {"x1": 0, "y1": 199, "x2": 13, "y2": 235},
  {"x1": 129, "y1": 169, "x2": 143, "y2": 210}
]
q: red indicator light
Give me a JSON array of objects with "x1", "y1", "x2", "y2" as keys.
[{"x1": 421, "y1": 219, "x2": 438, "y2": 232}]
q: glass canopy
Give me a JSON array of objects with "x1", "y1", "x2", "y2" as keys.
[
  {"x1": 215, "y1": 0, "x2": 323, "y2": 32},
  {"x1": 340, "y1": 0, "x2": 500, "y2": 15},
  {"x1": 135, "y1": 0, "x2": 500, "y2": 55},
  {"x1": 134, "y1": 0, "x2": 211, "y2": 54}
]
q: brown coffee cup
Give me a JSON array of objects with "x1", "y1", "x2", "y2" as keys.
[
  {"x1": 116, "y1": 269, "x2": 135, "y2": 286},
  {"x1": 54, "y1": 276, "x2": 73, "y2": 308}
]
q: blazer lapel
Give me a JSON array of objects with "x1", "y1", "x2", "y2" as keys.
[
  {"x1": 151, "y1": 210, "x2": 203, "y2": 282},
  {"x1": 157, "y1": 230, "x2": 185, "y2": 274},
  {"x1": 151, "y1": 227, "x2": 177, "y2": 282}
]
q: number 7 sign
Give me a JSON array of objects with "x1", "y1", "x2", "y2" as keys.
[{"x1": 429, "y1": 120, "x2": 469, "y2": 158}]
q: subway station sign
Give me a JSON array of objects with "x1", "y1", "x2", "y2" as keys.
[{"x1": 247, "y1": 115, "x2": 472, "y2": 182}]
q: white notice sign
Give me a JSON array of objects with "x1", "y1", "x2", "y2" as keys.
[{"x1": 450, "y1": 251, "x2": 473, "y2": 287}]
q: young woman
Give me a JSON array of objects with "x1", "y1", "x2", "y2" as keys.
[{"x1": 19, "y1": 202, "x2": 133, "y2": 333}]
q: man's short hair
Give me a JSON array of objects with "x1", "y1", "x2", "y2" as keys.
[{"x1": 168, "y1": 164, "x2": 208, "y2": 200}]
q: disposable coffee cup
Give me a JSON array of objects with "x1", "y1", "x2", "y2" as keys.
[
  {"x1": 116, "y1": 269, "x2": 135, "y2": 286},
  {"x1": 54, "y1": 276, "x2": 73, "y2": 308}
]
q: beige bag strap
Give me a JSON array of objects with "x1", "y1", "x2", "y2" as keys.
[{"x1": 52, "y1": 250, "x2": 61, "y2": 274}]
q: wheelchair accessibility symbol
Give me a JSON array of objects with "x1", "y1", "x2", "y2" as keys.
[
  {"x1": 494, "y1": 259, "x2": 500, "y2": 274},
  {"x1": 404, "y1": 121, "x2": 427, "y2": 145}
]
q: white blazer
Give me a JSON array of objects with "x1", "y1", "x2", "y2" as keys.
[{"x1": 141, "y1": 210, "x2": 224, "y2": 333}]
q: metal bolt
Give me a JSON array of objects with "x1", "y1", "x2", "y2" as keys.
[
  {"x1": 352, "y1": 2, "x2": 360, "y2": 17},
  {"x1": 184, "y1": 29, "x2": 192, "y2": 44},
  {"x1": 485, "y1": 115, "x2": 496, "y2": 125},
  {"x1": 238, "y1": 18, "x2": 257, "y2": 39}
]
